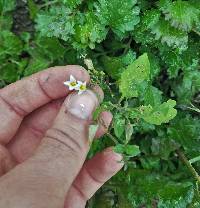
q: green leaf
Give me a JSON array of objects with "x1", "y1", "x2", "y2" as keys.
[
  {"x1": 114, "y1": 144, "x2": 125, "y2": 154},
  {"x1": 96, "y1": 0, "x2": 140, "y2": 38},
  {"x1": 151, "y1": 19, "x2": 188, "y2": 50},
  {"x1": 115, "y1": 169, "x2": 194, "y2": 207},
  {"x1": 33, "y1": 36, "x2": 66, "y2": 61},
  {"x1": 151, "y1": 137, "x2": 178, "y2": 160},
  {"x1": 125, "y1": 123, "x2": 134, "y2": 144},
  {"x1": 73, "y1": 12, "x2": 108, "y2": 49},
  {"x1": 0, "y1": 63, "x2": 19, "y2": 83},
  {"x1": 0, "y1": 0, "x2": 15, "y2": 13},
  {"x1": 159, "y1": 0, "x2": 200, "y2": 31},
  {"x1": 0, "y1": 0, "x2": 15, "y2": 30},
  {"x1": 113, "y1": 115, "x2": 125, "y2": 138},
  {"x1": 189, "y1": 155, "x2": 200, "y2": 164},
  {"x1": 114, "y1": 144, "x2": 140, "y2": 157},
  {"x1": 168, "y1": 113, "x2": 200, "y2": 156},
  {"x1": 140, "y1": 99, "x2": 177, "y2": 125},
  {"x1": 36, "y1": 6, "x2": 75, "y2": 41},
  {"x1": 125, "y1": 145, "x2": 140, "y2": 156},
  {"x1": 100, "y1": 50, "x2": 136, "y2": 80},
  {"x1": 119, "y1": 53, "x2": 150, "y2": 98},
  {"x1": 0, "y1": 31, "x2": 23, "y2": 58},
  {"x1": 143, "y1": 86, "x2": 163, "y2": 107},
  {"x1": 24, "y1": 58, "x2": 50, "y2": 76},
  {"x1": 173, "y1": 70, "x2": 200, "y2": 104},
  {"x1": 62, "y1": 0, "x2": 82, "y2": 8},
  {"x1": 140, "y1": 156, "x2": 160, "y2": 170}
]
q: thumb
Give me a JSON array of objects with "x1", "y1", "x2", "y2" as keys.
[{"x1": 0, "y1": 89, "x2": 100, "y2": 208}]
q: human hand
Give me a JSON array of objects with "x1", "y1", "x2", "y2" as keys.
[{"x1": 0, "y1": 66, "x2": 123, "y2": 208}]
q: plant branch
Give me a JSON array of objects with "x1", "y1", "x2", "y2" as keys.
[
  {"x1": 39, "y1": 0, "x2": 59, "y2": 9},
  {"x1": 176, "y1": 149, "x2": 200, "y2": 185},
  {"x1": 192, "y1": 29, "x2": 200, "y2": 36},
  {"x1": 123, "y1": 38, "x2": 132, "y2": 55},
  {"x1": 105, "y1": 132, "x2": 118, "y2": 144}
]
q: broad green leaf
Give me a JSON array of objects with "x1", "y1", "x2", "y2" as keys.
[
  {"x1": 34, "y1": 36, "x2": 66, "y2": 61},
  {"x1": 168, "y1": 113, "x2": 200, "y2": 156},
  {"x1": 159, "y1": 39, "x2": 200, "y2": 78},
  {"x1": 143, "y1": 86, "x2": 162, "y2": 107},
  {"x1": 114, "y1": 144, "x2": 140, "y2": 157},
  {"x1": 133, "y1": 9, "x2": 160, "y2": 45},
  {"x1": 172, "y1": 69, "x2": 200, "y2": 105},
  {"x1": 114, "y1": 144, "x2": 125, "y2": 154},
  {"x1": 113, "y1": 115, "x2": 125, "y2": 138},
  {"x1": 125, "y1": 145, "x2": 140, "y2": 156},
  {"x1": 36, "y1": 6, "x2": 75, "y2": 41},
  {"x1": 159, "y1": 0, "x2": 200, "y2": 31},
  {"x1": 140, "y1": 99, "x2": 177, "y2": 125},
  {"x1": 125, "y1": 123, "x2": 134, "y2": 144},
  {"x1": 151, "y1": 19, "x2": 188, "y2": 50},
  {"x1": 151, "y1": 137, "x2": 178, "y2": 160},
  {"x1": 100, "y1": 50, "x2": 136, "y2": 80},
  {"x1": 73, "y1": 12, "x2": 107, "y2": 49},
  {"x1": 100, "y1": 56, "x2": 125, "y2": 80},
  {"x1": 115, "y1": 169, "x2": 194, "y2": 207},
  {"x1": 95, "y1": 0, "x2": 140, "y2": 38},
  {"x1": 119, "y1": 53, "x2": 150, "y2": 98},
  {"x1": 24, "y1": 58, "x2": 50, "y2": 76},
  {"x1": 140, "y1": 156, "x2": 160, "y2": 170}
]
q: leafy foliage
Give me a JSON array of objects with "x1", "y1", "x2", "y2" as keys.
[
  {"x1": 1, "y1": 0, "x2": 200, "y2": 207},
  {"x1": 119, "y1": 53, "x2": 150, "y2": 98},
  {"x1": 95, "y1": 0, "x2": 140, "y2": 37},
  {"x1": 159, "y1": 0, "x2": 200, "y2": 31},
  {"x1": 36, "y1": 6, "x2": 75, "y2": 41}
]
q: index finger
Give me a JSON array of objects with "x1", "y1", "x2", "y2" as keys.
[{"x1": 0, "y1": 65, "x2": 89, "y2": 144}]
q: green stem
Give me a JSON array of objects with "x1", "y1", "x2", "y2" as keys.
[
  {"x1": 192, "y1": 29, "x2": 200, "y2": 36},
  {"x1": 105, "y1": 132, "x2": 118, "y2": 144},
  {"x1": 176, "y1": 149, "x2": 200, "y2": 185},
  {"x1": 123, "y1": 38, "x2": 132, "y2": 55},
  {"x1": 39, "y1": 0, "x2": 58, "y2": 8}
]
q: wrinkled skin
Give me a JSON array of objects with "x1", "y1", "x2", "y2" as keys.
[{"x1": 0, "y1": 65, "x2": 123, "y2": 208}]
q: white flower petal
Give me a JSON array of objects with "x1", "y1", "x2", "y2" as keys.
[
  {"x1": 64, "y1": 81, "x2": 70, "y2": 86},
  {"x1": 69, "y1": 86, "x2": 75, "y2": 90},
  {"x1": 70, "y1": 75, "x2": 76, "y2": 82},
  {"x1": 77, "y1": 81, "x2": 82, "y2": 85},
  {"x1": 74, "y1": 85, "x2": 80, "y2": 90}
]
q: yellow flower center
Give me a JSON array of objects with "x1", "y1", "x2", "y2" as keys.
[
  {"x1": 70, "y1": 81, "x2": 77, "y2": 86},
  {"x1": 80, "y1": 84, "x2": 86, "y2": 91}
]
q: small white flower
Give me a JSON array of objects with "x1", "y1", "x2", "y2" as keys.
[
  {"x1": 77, "y1": 81, "x2": 87, "y2": 95},
  {"x1": 64, "y1": 75, "x2": 78, "y2": 91}
]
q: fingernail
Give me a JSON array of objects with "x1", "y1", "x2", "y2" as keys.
[{"x1": 65, "y1": 90, "x2": 99, "y2": 119}]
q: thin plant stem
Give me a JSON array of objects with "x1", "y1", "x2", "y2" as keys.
[
  {"x1": 192, "y1": 29, "x2": 200, "y2": 36},
  {"x1": 39, "y1": 0, "x2": 58, "y2": 8},
  {"x1": 176, "y1": 149, "x2": 200, "y2": 185},
  {"x1": 123, "y1": 38, "x2": 132, "y2": 55},
  {"x1": 105, "y1": 132, "x2": 118, "y2": 144}
]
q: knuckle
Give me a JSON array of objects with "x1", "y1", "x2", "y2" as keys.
[{"x1": 45, "y1": 127, "x2": 85, "y2": 157}]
